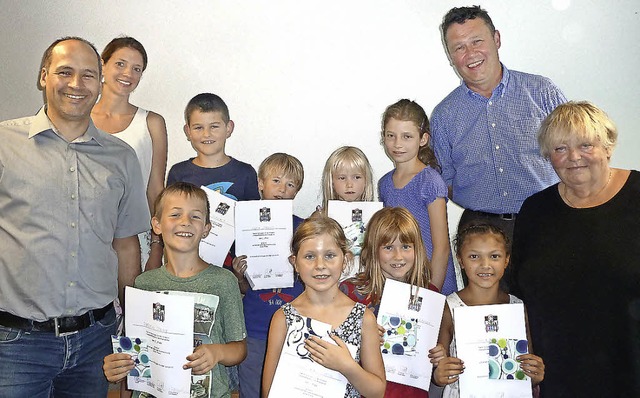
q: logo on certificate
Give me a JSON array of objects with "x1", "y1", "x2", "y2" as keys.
[
  {"x1": 485, "y1": 314, "x2": 499, "y2": 332},
  {"x1": 407, "y1": 295, "x2": 423, "y2": 312},
  {"x1": 215, "y1": 202, "x2": 230, "y2": 215},
  {"x1": 152, "y1": 302, "x2": 165, "y2": 322},
  {"x1": 351, "y1": 209, "x2": 362, "y2": 222},
  {"x1": 259, "y1": 207, "x2": 271, "y2": 222}
]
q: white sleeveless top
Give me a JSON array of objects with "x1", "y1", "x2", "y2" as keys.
[
  {"x1": 113, "y1": 107, "x2": 152, "y2": 186},
  {"x1": 443, "y1": 292, "x2": 523, "y2": 398}
]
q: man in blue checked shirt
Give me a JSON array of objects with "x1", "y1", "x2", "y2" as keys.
[{"x1": 431, "y1": 6, "x2": 567, "y2": 259}]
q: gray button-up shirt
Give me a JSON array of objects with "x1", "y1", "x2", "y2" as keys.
[{"x1": 0, "y1": 107, "x2": 149, "y2": 321}]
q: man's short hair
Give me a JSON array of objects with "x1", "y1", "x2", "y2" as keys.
[
  {"x1": 258, "y1": 153, "x2": 305, "y2": 190},
  {"x1": 37, "y1": 36, "x2": 102, "y2": 91},
  {"x1": 441, "y1": 5, "x2": 496, "y2": 38},
  {"x1": 184, "y1": 93, "x2": 230, "y2": 125}
]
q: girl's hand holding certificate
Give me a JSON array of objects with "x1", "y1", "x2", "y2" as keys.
[{"x1": 305, "y1": 333, "x2": 355, "y2": 373}]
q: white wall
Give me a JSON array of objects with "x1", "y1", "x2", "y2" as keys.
[{"x1": 1, "y1": 0, "x2": 638, "y2": 229}]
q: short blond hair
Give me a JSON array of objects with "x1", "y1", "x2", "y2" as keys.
[
  {"x1": 258, "y1": 153, "x2": 304, "y2": 190},
  {"x1": 538, "y1": 101, "x2": 618, "y2": 159},
  {"x1": 321, "y1": 146, "x2": 375, "y2": 210},
  {"x1": 153, "y1": 182, "x2": 210, "y2": 223}
]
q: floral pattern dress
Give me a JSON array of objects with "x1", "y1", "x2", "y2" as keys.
[{"x1": 282, "y1": 302, "x2": 366, "y2": 397}]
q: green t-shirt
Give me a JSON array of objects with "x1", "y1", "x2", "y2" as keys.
[{"x1": 133, "y1": 264, "x2": 246, "y2": 398}]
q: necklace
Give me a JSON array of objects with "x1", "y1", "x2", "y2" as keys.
[{"x1": 562, "y1": 170, "x2": 612, "y2": 208}]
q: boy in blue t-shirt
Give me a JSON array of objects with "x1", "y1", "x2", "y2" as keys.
[
  {"x1": 103, "y1": 182, "x2": 247, "y2": 398},
  {"x1": 167, "y1": 93, "x2": 259, "y2": 202},
  {"x1": 230, "y1": 153, "x2": 305, "y2": 398}
]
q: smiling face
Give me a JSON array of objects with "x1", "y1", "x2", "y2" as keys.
[
  {"x1": 378, "y1": 237, "x2": 415, "y2": 282},
  {"x1": 291, "y1": 233, "x2": 345, "y2": 292},
  {"x1": 445, "y1": 17, "x2": 502, "y2": 97},
  {"x1": 102, "y1": 47, "x2": 144, "y2": 96},
  {"x1": 549, "y1": 137, "x2": 611, "y2": 191},
  {"x1": 259, "y1": 172, "x2": 299, "y2": 200},
  {"x1": 184, "y1": 110, "x2": 233, "y2": 158},
  {"x1": 151, "y1": 192, "x2": 211, "y2": 254},
  {"x1": 383, "y1": 118, "x2": 428, "y2": 165},
  {"x1": 40, "y1": 39, "x2": 101, "y2": 130},
  {"x1": 331, "y1": 165, "x2": 366, "y2": 202},
  {"x1": 457, "y1": 232, "x2": 509, "y2": 290}
]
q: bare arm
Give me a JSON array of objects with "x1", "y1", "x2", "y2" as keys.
[
  {"x1": 145, "y1": 111, "x2": 168, "y2": 271},
  {"x1": 427, "y1": 197, "x2": 451, "y2": 291},
  {"x1": 350, "y1": 308, "x2": 386, "y2": 397},
  {"x1": 305, "y1": 308, "x2": 386, "y2": 397},
  {"x1": 437, "y1": 302, "x2": 454, "y2": 353},
  {"x1": 231, "y1": 255, "x2": 251, "y2": 294},
  {"x1": 434, "y1": 302, "x2": 466, "y2": 386},
  {"x1": 262, "y1": 309, "x2": 287, "y2": 398},
  {"x1": 184, "y1": 339, "x2": 247, "y2": 375},
  {"x1": 520, "y1": 305, "x2": 545, "y2": 386},
  {"x1": 113, "y1": 236, "x2": 142, "y2": 307}
]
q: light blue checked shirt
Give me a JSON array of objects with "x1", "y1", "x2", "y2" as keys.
[{"x1": 431, "y1": 65, "x2": 566, "y2": 214}]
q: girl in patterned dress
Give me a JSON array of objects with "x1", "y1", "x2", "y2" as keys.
[
  {"x1": 433, "y1": 224, "x2": 544, "y2": 397},
  {"x1": 262, "y1": 213, "x2": 386, "y2": 398}
]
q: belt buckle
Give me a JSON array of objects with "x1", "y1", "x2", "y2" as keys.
[
  {"x1": 501, "y1": 213, "x2": 514, "y2": 221},
  {"x1": 54, "y1": 317, "x2": 79, "y2": 337}
]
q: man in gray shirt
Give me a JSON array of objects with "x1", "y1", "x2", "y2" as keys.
[{"x1": 0, "y1": 37, "x2": 149, "y2": 397}]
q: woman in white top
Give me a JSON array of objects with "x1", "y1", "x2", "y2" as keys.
[{"x1": 92, "y1": 36, "x2": 167, "y2": 271}]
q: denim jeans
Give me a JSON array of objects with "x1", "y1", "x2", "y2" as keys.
[
  {"x1": 238, "y1": 336, "x2": 266, "y2": 398},
  {"x1": 0, "y1": 307, "x2": 117, "y2": 398}
]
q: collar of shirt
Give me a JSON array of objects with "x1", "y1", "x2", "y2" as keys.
[
  {"x1": 462, "y1": 63, "x2": 511, "y2": 100},
  {"x1": 28, "y1": 106, "x2": 103, "y2": 146}
]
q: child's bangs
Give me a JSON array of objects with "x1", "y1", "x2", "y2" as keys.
[
  {"x1": 379, "y1": 221, "x2": 419, "y2": 247},
  {"x1": 333, "y1": 154, "x2": 367, "y2": 174}
]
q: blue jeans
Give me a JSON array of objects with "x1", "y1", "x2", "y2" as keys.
[
  {"x1": 0, "y1": 308, "x2": 117, "y2": 398},
  {"x1": 238, "y1": 336, "x2": 267, "y2": 398}
]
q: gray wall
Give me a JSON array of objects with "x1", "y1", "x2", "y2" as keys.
[{"x1": 1, "y1": 0, "x2": 638, "y2": 220}]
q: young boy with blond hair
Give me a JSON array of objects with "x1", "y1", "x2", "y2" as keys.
[
  {"x1": 231, "y1": 153, "x2": 305, "y2": 398},
  {"x1": 103, "y1": 182, "x2": 247, "y2": 398}
]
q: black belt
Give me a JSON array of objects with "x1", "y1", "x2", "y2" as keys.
[
  {"x1": 475, "y1": 211, "x2": 517, "y2": 221},
  {"x1": 0, "y1": 302, "x2": 113, "y2": 336}
]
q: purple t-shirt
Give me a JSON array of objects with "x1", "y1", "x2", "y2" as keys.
[{"x1": 378, "y1": 166, "x2": 457, "y2": 295}]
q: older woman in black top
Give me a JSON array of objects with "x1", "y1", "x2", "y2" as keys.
[{"x1": 511, "y1": 101, "x2": 640, "y2": 397}]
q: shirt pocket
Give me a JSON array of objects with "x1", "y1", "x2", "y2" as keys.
[{"x1": 83, "y1": 171, "x2": 125, "y2": 243}]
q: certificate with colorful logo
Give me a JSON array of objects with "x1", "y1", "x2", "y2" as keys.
[
  {"x1": 454, "y1": 303, "x2": 532, "y2": 398},
  {"x1": 377, "y1": 279, "x2": 445, "y2": 391}
]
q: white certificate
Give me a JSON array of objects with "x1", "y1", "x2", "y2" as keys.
[
  {"x1": 235, "y1": 200, "x2": 294, "y2": 290},
  {"x1": 327, "y1": 200, "x2": 383, "y2": 257},
  {"x1": 125, "y1": 288, "x2": 221, "y2": 398},
  {"x1": 125, "y1": 287, "x2": 195, "y2": 398},
  {"x1": 377, "y1": 279, "x2": 445, "y2": 391},
  {"x1": 454, "y1": 303, "x2": 532, "y2": 398},
  {"x1": 199, "y1": 186, "x2": 236, "y2": 267},
  {"x1": 269, "y1": 316, "x2": 357, "y2": 397}
]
